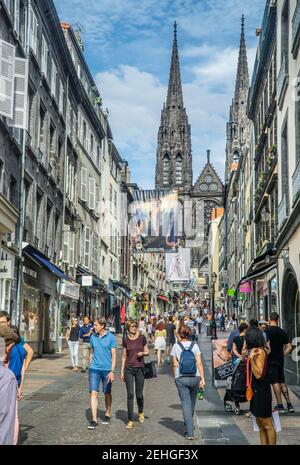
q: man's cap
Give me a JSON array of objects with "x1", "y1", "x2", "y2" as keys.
[{"x1": 0, "y1": 326, "x2": 18, "y2": 345}]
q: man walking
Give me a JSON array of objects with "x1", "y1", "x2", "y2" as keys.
[
  {"x1": 265, "y1": 312, "x2": 294, "y2": 413},
  {"x1": 80, "y1": 317, "x2": 94, "y2": 373},
  {"x1": 88, "y1": 317, "x2": 117, "y2": 429}
]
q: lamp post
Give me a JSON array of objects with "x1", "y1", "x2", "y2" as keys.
[{"x1": 211, "y1": 272, "x2": 218, "y2": 339}]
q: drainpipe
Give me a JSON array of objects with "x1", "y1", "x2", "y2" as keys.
[{"x1": 15, "y1": 0, "x2": 31, "y2": 327}]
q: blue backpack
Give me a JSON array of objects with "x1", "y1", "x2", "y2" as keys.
[{"x1": 178, "y1": 342, "x2": 197, "y2": 376}]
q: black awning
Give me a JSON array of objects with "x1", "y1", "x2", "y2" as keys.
[{"x1": 23, "y1": 244, "x2": 69, "y2": 280}]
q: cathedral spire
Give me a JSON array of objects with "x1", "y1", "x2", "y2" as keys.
[
  {"x1": 166, "y1": 21, "x2": 184, "y2": 110},
  {"x1": 234, "y1": 14, "x2": 249, "y2": 105}
]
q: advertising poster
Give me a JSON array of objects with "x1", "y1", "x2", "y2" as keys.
[
  {"x1": 129, "y1": 190, "x2": 183, "y2": 252},
  {"x1": 212, "y1": 339, "x2": 234, "y2": 387},
  {"x1": 166, "y1": 248, "x2": 190, "y2": 282}
]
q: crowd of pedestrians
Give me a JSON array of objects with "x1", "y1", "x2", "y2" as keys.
[{"x1": 0, "y1": 300, "x2": 297, "y2": 446}]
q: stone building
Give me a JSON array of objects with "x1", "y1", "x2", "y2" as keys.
[{"x1": 276, "y1": 0, "x2": 300, "y2": 386}]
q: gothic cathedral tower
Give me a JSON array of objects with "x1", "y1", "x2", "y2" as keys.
[{"x1": 155, "y1": 22, "x2": 193, "y2": 191}]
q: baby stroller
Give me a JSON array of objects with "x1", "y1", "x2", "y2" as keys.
[{"x1": 224, "y1": 360, "x2": 247, "y2": 415}]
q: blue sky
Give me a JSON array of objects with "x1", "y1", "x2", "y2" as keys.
[{"x1": 55, "y1": 0, "x2": 266, "y2": 189}]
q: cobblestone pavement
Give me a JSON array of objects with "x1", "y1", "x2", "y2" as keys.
[{"x1": 18, "y1": 332, "x2": 300, "y2": 445}]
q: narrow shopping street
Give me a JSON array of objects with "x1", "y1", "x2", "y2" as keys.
[{"x1": 18, "y1": 331, "x2": 300, "y2": 446}]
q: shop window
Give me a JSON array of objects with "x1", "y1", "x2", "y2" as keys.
[{"x1": 20, "y1": 283, "x2": 40, "y2": 343}]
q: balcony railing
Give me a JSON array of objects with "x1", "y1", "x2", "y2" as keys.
[
  {"x1": 292, "y1": 158, "x2": 300, "y2": 203},
  {"x1": 278, "y1": 195, "x2": 288, "y2": 230},
  {"x1": 277, "y1": 55, "x2": 289, "y2": 108},
  {"x1": 292, "y1": 1, "x2": 300, "y2": 57}
]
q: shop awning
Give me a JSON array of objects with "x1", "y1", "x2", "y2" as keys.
[
  {"x1": 23, "y1": 245, "x2": 69, "y2": 280},
  {"x1": 112, "y1": 280, "x2": 132, "y2": 299},
  {"x1": 239, "y1": 262, "x2": 277, "y2": 284}
]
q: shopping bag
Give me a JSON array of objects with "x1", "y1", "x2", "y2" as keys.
[
  {"x1": 252, "y1": 411, "x2": 281, "y2": 433},
  {"x1": 144, "y1": 356, "x2": 157, "y2": 379}
]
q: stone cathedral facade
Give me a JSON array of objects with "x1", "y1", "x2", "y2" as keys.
[{"x1": 155, "y1": 23, "x2": 224, "y2": 275}]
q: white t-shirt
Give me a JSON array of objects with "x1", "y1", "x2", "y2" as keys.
[{"x1": 171, "y1": 341, "x2": 201, "y2": 379}]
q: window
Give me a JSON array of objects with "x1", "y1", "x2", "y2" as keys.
[
  {"x1": 110, "y1": 184, "x2": 113, "y2": 212},
  {"x1": 281, "y1": 0, "x2": 289, "y2": 65},
  {"x1": 29, "y1": 7, "x2": 38, "y2": 55},
  {"x1": 9, "y1": 176, "x2": 17, "y2": 206},
  {"x1": 51, "y1": 62, "x2": 57, "y2": 96},
  {"x1": 14, "y1": 0, "x2": 20, "y2": 36},
  {"x1": 83, "y1": 121, "x2": 87, "y2": 147},
  {"x1": 163, "y1": 154, "x2": 170, "y2": 185},
  {"x1": 114, "y1": 190, "x2": 117, "y2": 218},
  {"x1": 0, "y1": 160, "x2": 3, "y2": 194},
  {"x1": 59, "y1": 80, "x2": 64, "y2": 114},
  {"x1": 175, "y1": 154, "x2": 183, "y2": 184},
  {"x1": 281, "y1": 121, "x2": 289, "y2": 212},
  {"x1": 39, "y1": 106, "x2": 46, "y2": 153},
  {"x1": 89, "y1": 177, "x2": 96, "y2": 210},
  {"x1": 84, "y1": 227, "x2": 90, "y2": 269},
  {"x1": 81, "y1": 167, "x2": 88, "y2": 202},
  {"x1": 41, "y1": 35, "x2": 48, "y2": 76}
]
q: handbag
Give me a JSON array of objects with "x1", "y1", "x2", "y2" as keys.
[
  {"x1": 246, "y1": 357, "x2": 254, "y2": 401},
  {"x1": 144, "y1": 355, "x2": 157, "y2": 379}
]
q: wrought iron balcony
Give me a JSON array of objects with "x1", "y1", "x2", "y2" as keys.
[
  {"x1": 277, "y1": 55, "x2": 289, "y2": 108},
  {"x1": 292, "y1": 158, "x2": 300, "y2": 203},
  {"x1": 292, "y1": 1, "x2": 300, "y2": 57},
  {"x1": 278, "y1": 195, "x2": 288, "y2": 230}
]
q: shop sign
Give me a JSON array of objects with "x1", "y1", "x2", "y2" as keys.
[
  {"x1": 240, "y1": 281, "x2": 253, "y2": 293},
  {"x1": 82, "y1": 276, "x2": 93, "y2": 287},
  {"x1": 61, "y1": 280, "x2": 80, "y2": 300},
  {"x1": 23, "y1": 266, "x2": 38, "y2": 279},
  {"x1": 0, "y1": 260, "x2": 13, "y2": 279},
  {"x1": 227, "y1": 288, "x2": 235, "y2": 297}
]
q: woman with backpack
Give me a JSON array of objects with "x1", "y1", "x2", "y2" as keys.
[
  {"x1": 244, "y1": 327, "x2": 276, "y2": 445},
  {"x1": 171, "y1": 325, "x2": 205, "y2": 440}
]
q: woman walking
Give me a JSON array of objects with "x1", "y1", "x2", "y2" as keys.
[
  {"x1": 154, "y1": 321, "x2": 167, "y2": 365},
  {"x1": 121, "y1": 320, "x2": 149, "y2": 429},
  {"x1": 66, "y1": 317, "x2": 80, "y2": 371},
  {"x1": 171, "y1": 325, "x2": 205, "y2": 440},
  {"x1": 245, "y1": 326, "x2": 276, "y2": 445}
]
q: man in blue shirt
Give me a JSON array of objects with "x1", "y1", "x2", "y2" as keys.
[
  {"x1": 88, "y1": 317, "x2": 117, "y2": 430},
  {"x1": 79, "y1": 317, "x2": 94, "y2": 373}
]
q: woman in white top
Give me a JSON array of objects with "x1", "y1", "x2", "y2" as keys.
[{"x1": 171, "y1": 324, "x2": 205, "y2": 440}]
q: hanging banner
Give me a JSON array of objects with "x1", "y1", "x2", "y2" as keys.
[
  {"x1": 166, "y1": 248, "x2": 190, "y2": 282},
  {"x1": 227, "y1": 288, "x2": 235, "y2": 297},
  {"x1": 239, "y1": 281, "x2": 253, "y2": 293}
]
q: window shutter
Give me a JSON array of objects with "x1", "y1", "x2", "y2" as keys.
[
  {"x1": 51, "y1": 62, "x2": 56, "y2": 96},
  {"x1": 81, "y1": 167, "x2": 87, "y2": 202},
  {"x1": 95, "y1": 185, "x2": 100, "y2": 217},
  {"x1": 14, "y1": 0, "x2": 20, "y2": 36},
  {"x1": 63, "y1": 224, "x2": 70, "y2": 263},
  {"x1": 0, "y1": 39, "x2": 15, "y2": 119},
  {"x1": 29, "y1": 8, "x2": 38, "y2": 55},
  {"x1": 24, "y1": 182, "x2": 34, "y2": 239},
  {"x1": 42, "y1": 198, "x2": 47, "y2": 251},
  {"x1": 84, "y1": 227, "x2": 90, "y2": 269},
  {"x1": 41, "y1": 35, "x2": 48, "y2": 76},
  {"x1": 7, "y1": 57, "x2": 28, "y2": 130},
  {"x1": 89, "y1": 177, "x2": 96, "y2": 210},
  {"x1": 47, "y1": 207, "x2": 54, "y2": 257},
  {"x1": 69, "y1": 231, "x2": 75, "y2": 267}
]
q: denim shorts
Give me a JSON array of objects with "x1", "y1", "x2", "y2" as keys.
[{"x1": 89, "y1": 369, "x2": 112, "y2": 393}]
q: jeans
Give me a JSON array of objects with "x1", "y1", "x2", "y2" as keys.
[
  {"x1": 175, "y1": 376, "x2": 200, "y2": 437},
  {"x1": 198, "y1": 323, "x2": 202, "y2": 334},
  {"x1": 68, "y1": 341, "x2": 79, "y2": 367},
  {"x1": 125, "y1": 367, "x2": 145, "y2": 421},
  {"x1": 82, "y1": 342, "x2": 91, "y2": 370}
]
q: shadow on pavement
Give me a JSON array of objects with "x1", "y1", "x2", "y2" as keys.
[
  {"x1": 18, "y1": 424, "x2": 34, "y2": 445},
  {"x1": 158, "y1": 417, "x2": 184, "y2": 437},
  {"x1": 85, "y1": 408, "x2": 106, "y2": 423}
]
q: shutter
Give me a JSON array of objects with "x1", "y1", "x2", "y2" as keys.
[
  {"x1": 0, "y1": 39, "x2": 15, "y2": 119},
  {"x1": 81, "y1": 167, "x2": 87, "y2": 202},
  {"x1": 63, "y1": 224, "x2": 70, "y2": 263},
  {"x1": 41, "y1": 35, "x2": 48, "y2": 76},
  {"x1": 42, "y1": 197, "x2": 47, "y2": 251},
  {"x1": 29, "y1": 7, "x2": 38, "y2": 55},
  {"x1": 14, "y1": 0, "x2": 20, "y2": 36},
  {"x1": 84, "y1": 227, "x2": 90, "y2": 269},
  {"x1": 65, "y1": 157, "x2": 69, "y2": 197},
  {"x1": 24, "y1": 182, "x2": 34, "y2": 240},
  {"x1": 69, "y1": 231, "x2": 75, "y2": 267},
  {"x1": 89, "y1": 177, "x2": 96, "y2": 210},
  {"x1": 51, "y1": 62, "x2": 56, "y2": 96},
  {"x1": 47, "y1": 207, "x2": 54, "y2": 257},
  {"x1": 95, "y1": 185, "x2": 100, "y2": 217}
]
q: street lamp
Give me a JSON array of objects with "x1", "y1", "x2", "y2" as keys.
[{"x1": 211, "y1": 272, "x2": 218, "y2": 339}]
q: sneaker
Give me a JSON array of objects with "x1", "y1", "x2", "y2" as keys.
[
  {"x1": 88, "y1": 421, "x2": 98, "y2": 430},
  {"x1": 287, "y1": 403, "x2": 295, "y2": 413},
  {"x1": 139, "y1": 412, "x2": 145, "y2": 424},
  {"x1": 102, "y1": 415, "x2": 111, "y2": 425},
  {"x1": 81, "y1": 369, "x2": 86, "y2": 373},
  {"x1": 126, "y1": 421, "x2": 134, "y2": 429},
  {"x1": 184, "y1": 434, "x2": 195, "y2": 440},
  {"x1": 274, "y1": 404, "x2": 286, "y2": 413}
]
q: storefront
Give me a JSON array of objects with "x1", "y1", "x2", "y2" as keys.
[
  {"x1": 21, "y1": 245, "x2": 69, "y2": 354},
  {"x1": 60, "y1": 279, "x2": 80, "y2": 344}
]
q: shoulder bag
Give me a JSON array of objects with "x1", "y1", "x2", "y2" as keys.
[{"x1": 144, "y1": 354, "x2": 158, "y2": 379}]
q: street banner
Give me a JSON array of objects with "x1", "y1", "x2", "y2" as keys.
[
  {"x1": 128, "y1": 190, "x2": 183, "y2": 252},
  {"x1": 166, "y1": 248, "x2": 190, "y2": 282},
  {"x1": 212, "y1": 339, "x2": 234, "y2": 388}
]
